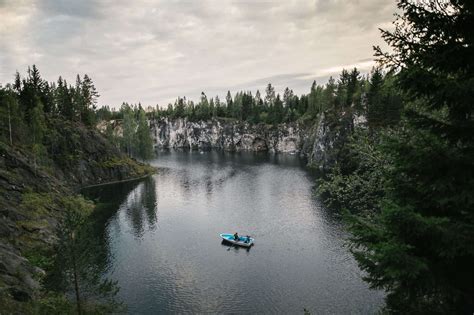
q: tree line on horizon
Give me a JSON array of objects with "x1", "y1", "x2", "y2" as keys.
[
  {"x1": 95, "y1": 66, "x2": 402, "y2": 130},
  {"x1": 157, "y1": 67, "x2": 401, "y2": 126}
]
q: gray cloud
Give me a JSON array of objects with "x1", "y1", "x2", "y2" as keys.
[{"x1": 0, "y1": 0, "x2": 396, "y2": 107}]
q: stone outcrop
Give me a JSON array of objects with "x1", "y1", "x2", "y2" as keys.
[
  {"x1": 306, "y1": 114, "x2": 334, "y2": 169},
  {"x1": 150, "y1": 118, "x2": 304, "y2": 153},
  {"x1": 305, "y1": 112, "x2": 368, "y2": 170}
]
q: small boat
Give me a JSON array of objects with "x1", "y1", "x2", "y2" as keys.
[{"x1": 220, "y1": 233, "x2": 254, "y2": 248}]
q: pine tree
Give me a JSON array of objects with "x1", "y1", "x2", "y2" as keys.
[{"x1": 81, "y1": 74, "x2": 99, "y2": 126}]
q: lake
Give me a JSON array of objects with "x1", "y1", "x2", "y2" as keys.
[{"x1": 83, "y1": 151, "x2": 384, "y2": 314}]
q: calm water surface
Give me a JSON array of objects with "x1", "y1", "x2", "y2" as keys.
[{"x1": 84, "y1": 151, "x2": 384, "y2": 314}]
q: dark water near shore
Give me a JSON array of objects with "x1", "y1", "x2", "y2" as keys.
[{"x1": 83, "y1": 151, "x2": 384, "y2": 314}]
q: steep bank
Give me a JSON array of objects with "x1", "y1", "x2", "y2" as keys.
[{"x1": 0, "y1": 120, "x2": 154, "y2": 311}]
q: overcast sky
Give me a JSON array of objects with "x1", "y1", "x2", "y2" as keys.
[{"x1": 0, "y1": 0, "x2": 396, "y2": 108}]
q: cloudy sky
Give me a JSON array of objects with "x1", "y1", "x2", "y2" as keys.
[{"x1": 0, "y1": 0, "x2": 397, "y2": 107}]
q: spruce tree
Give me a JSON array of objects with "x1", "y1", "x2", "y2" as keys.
[
  {"x1": 367, "y1": 67, "x2": 384, "y2": 129},
  {"x1": 81, "y1": 74, "x2": 99, "y2": 126},
  {"x1": 350, "y1": 1, "x2": 474, "y2": 312}
]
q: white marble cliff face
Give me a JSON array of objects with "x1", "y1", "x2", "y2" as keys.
[
  {"x1": 101, "y1": 112, "x2": 366, "y2": 169},
  {"x1": 150, "y1": 118, "x2": 304, "y2": 153}
]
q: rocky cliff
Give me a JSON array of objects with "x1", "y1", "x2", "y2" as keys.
[
  {"x1": 0, "y1": 120, "x2": 154, "y2": 311},
  {"x1": 150, "y1": 114, "x2": 365, "y2": 170},
  {"x1": 101, "y1": 116, "x2": 352, "y2": 168},
  {"x1": 150, "y1": 118, "x2": 306, "y2": 153}
]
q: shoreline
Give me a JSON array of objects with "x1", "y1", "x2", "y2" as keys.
[{"x1": 78, "y1": 171, "x2": 156, "y2": 190}]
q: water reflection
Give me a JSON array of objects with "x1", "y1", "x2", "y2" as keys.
[
  {"x1": 99, "y1": 177, "x2": 159, "y2": 240},
  {"x1": 220, "y1": 240, "x2": 253, "y2": 253},
  {"x1": 83, "y1": 151, "x2": 384, "y2": 314}
]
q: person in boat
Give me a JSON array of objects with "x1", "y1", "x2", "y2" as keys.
[
  {"x1": 245, "y1": 235, "x2": 250, "y2": 243},
  {"x1": 233, "y1": 232, "x2": 239, "y2": 241}
]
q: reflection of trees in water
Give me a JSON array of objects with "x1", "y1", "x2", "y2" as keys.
[
  {"x1": 78, "y1": 180, "x2": 144, "y2": 284},
  {"x1": 143, "y1": 177, "x2": 158, "y2": 231},
  {"x1": 124, "y1": 184, "x2": 145, "y2": 238},
  {"x1": 123, "y1": 177, "x2": 158, "y2": 239},
  {"x1": 46, "y1": 177, "x2": 160, "y2": 311},
  {"x1": 169, "y1": 166, "x2": 238, "y2": 199},
  {"x1": 75, "y1": 177, "x2": 158, "y2": 289}
]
